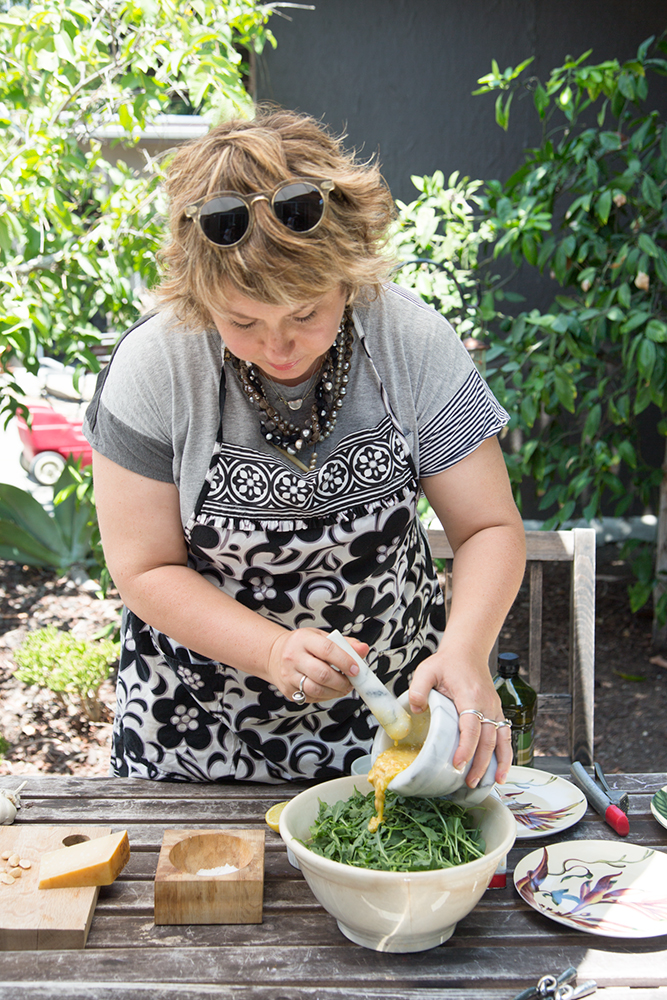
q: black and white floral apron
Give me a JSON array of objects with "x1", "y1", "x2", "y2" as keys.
[{"x1": 111, "y1": 331, "x2": 446, "y2": 782}]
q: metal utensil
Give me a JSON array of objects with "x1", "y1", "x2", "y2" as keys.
[
  {"x1": 594, "y1": 761, "x2": 630, "y2": 813},
  {"x1": 511, "y1": 967, "x2": 597, "y2": 1000}
]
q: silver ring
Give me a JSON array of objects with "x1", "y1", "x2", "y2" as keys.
[
  {"x1": 481, "y1": 716, "x2": 512, "y2": 730},
  {"x1": 459, "y1": 709, "x2": 485, "y2": 721},
  {"x1": 292, "y1": 674, "x2": 306, "y2": 703}
]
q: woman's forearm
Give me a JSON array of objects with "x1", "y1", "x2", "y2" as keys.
[
  {"x1": 441, "y1": 522, "x2": 526, "y2": 663},
  {"x1": 412, "y1": 438, "x2": 526, "y2": 784},
  {"x1": 117, "y1": 563, "x2": 286, "y2": 681}
]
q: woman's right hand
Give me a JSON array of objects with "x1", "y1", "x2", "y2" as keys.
[{"x1": 267, "y1": 628, "x2": 369, "y2": 703}]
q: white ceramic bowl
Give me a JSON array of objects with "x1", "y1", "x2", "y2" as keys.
[
  {"x1": 350, "y1": 754, "x2": 373, "y2": 775},
  {"x1": 371, "y1": 689, "x2": 497, "y2": 805},
  {"x1": 279, "y1": 775, "x2": 516, "y2": 953}
]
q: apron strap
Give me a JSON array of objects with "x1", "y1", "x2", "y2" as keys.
[{"x1": 192, "y1": 363, "x2": 227, "y2": 517}]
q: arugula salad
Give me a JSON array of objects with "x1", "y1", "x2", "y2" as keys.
[{"x1": 304, "y1": 789, "x2": 486, "y2": 872}]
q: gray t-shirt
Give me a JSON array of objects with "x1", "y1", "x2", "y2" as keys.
[{"x1": 84, "y1": 284, "x2": 508, "y2": 526}]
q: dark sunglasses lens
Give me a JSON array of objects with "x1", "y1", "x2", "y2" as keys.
[
  {"x1": 199, "y1": 196, "x2": 249, "y2": 246},
  {"x1": 273, "y1": 183, "x2": 324, "y2": 232}
]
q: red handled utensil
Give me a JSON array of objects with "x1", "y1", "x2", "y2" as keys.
[{"x1": 570, "y1": 762, "x2": 630, "y2": 836}]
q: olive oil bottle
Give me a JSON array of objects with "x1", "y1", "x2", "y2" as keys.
[{"x1": 493, "y1": 652, "x2": 537, "y2": 767}]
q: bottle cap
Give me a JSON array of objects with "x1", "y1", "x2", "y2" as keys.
[{"x1": 497, "y1": 652, "x2": 520, "y2": 677}]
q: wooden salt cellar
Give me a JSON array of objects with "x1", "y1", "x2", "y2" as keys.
[{"x1": 154, "y1": 829, "x2": 264, "y2": 925}]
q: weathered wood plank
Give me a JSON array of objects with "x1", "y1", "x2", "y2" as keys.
[
  {"x1": 427, "y1": 528, "x2": 576, "y2": 561},
  {"x1": 80, "y1": 899, "x2": 646, "y2": 948},
  {"x1": 13, "y1": 796, "x2": 286, "y2": 824},
  {"x1": 2, "y1": 772, "x2": 665, "y2": 798},
  {"x1": 536, "y1": 692, "x2": 572, "y2": 714},
  {"x1": 3, "y1": 987, "x2": 666, "y2": 1000},
  {"x1": 1, "y1": 943, "x2": 665, "y2": 988},
  {"x1": 570, "y1": 527, "x2": 596, "y2": 764},
  {"x1": 528, "y1": 560, "x2": 543, "y2": 690},
  {"x1": 603, "y1": 773, "x2": 667, "y2": 793},
  {"x1": 117, "y1": 845, "x2": 301, "y2": 879},
  {"x1": 95, "y1": 875, "x2": 329, "y2": 914},
  {"x1": 0, "y1": 776, "x2": 313, "y2": 800}
]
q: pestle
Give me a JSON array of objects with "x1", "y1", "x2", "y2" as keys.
[{"x1": 328, "y1": 630, "x2": 412, "y2": 741}]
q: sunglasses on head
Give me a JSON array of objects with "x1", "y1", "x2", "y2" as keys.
[{"x1": 184, "y1": 178, "x2": 335, "y2": 248}]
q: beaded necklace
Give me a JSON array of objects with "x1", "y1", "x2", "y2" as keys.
[{"x1": 226, "y1": 307, "x2": 353, "y2": 473}]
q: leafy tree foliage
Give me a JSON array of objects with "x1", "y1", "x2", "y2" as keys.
[
  {"x1": 391, "y1": 170, "x2": 523, "y2": 348},
  {"x1": 0, "y1": 0, "x2": 277, "y2": 421},
  {"x1": 475, "y1": 38, "x2": 667, "y2": 514},
  {"x1": 477, "y1": 36, "x2": 667, "y2": 637},
  {"x1": 393, "y1": 37, "x2": 667, "y2": 640}
]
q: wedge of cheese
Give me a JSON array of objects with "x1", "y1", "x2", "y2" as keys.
[{"x1": 38, "y1": 830, "x2": 130, "y2": 889}]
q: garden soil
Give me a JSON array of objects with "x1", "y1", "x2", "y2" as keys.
[{"x1": 0, "y1": 544, "x2": 665, "y2": 778}]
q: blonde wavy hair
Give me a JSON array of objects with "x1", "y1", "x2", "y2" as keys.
[{"x1": 155, "y1": 107, "x2": 397, "y2": 329}]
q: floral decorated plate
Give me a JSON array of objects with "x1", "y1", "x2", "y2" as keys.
[
  {"x1": 650, "y1": 786, "x2": 667, "y2": 831},
  {"x1": 514, "y1": 840, "x2": 667, "y2": 937},
  {"x1": 494, "y1": 766, "x2": 587, "y2": 839}
]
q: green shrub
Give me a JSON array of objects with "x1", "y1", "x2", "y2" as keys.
[
  {"x1": 14, "y1": 625, "x2": 119, "y2": 722},
  {"x1": 53, "y1": 460, "x2": 112, "y2": 595}
]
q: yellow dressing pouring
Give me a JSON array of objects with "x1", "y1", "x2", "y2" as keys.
[
  {"x1": 366, "y1": 703, "x2": 433, "y2": 831},
  {"x1": 367, "y1": 744, "x2": 421, "y2": 832}
]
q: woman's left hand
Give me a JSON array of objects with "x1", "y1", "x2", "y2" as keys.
[{"x1": 408, "y1": 648, "x2": 512, "y2": 788}]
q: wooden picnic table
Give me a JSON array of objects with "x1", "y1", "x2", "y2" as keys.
[{"x1": 1, "y1": 771, "x2": 666, "y2": 999}]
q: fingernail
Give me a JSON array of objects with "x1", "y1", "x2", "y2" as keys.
[
  {"x1": 454, "y1": 762, "x2": 468, "y2": 774},
  {"x1": 411, "y1": 704, "x2": 424, "y2": 714},
  {"x1": 468, "y1": 775, "x2": 480, "y2": 788},
  {"x1": 349, "y1": 664, "x2": 358, "y2": 675}
]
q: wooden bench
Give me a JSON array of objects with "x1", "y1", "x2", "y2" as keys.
[{"x1": 426, "y1": 526, "x2": 596, "y2": 765}]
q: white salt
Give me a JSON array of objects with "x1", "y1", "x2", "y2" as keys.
[{"x1": 196, "y1": 864, "x2": 238, "y2": 876}]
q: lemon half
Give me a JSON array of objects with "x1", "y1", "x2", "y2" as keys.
[{"x1": 265, "y1": 800, "x2": 289, "y2": 832}]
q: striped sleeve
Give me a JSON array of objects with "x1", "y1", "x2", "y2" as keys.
[{"x1": 418, "y1": 368, "x2": 509, "y2": 477}]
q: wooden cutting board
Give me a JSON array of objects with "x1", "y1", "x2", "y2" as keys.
[{"x1": 0, "y1": 824, "x2": 111, "y2": 950}]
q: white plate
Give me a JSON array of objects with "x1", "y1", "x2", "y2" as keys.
[
  {"x1": 514, "y1": 839, "x2": 667, "y2": 938},
  {"x1": 494, "y1": 765, "x2": 587, "y2": 839},
  {"x1": 651, "y1": 785, "x2": 667, "y2": 831}
]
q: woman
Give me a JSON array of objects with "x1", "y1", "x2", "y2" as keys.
[{"x1": 84, "y1": 108, "x2": 526, "y2": 786}]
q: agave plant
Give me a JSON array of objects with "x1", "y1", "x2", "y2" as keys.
[{"x1": 0, "y1": 471, "x2": 94, "y2": 575}]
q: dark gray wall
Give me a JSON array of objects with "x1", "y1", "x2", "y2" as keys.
[
  {"x1": 256, "y1": 0, "x2": 667, "y2": 203},
  {"x1": 256, "y1": 2, "x2": 667, "y2": 518}
]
